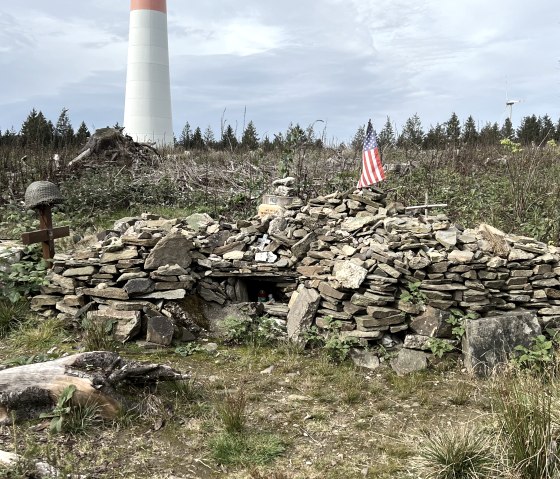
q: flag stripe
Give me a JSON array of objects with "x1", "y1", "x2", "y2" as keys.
[{"x1": 357, "y1": 120, "x2": 385, "y2": 188}]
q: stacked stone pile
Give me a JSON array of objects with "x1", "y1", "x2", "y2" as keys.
[{"x1": 28, "y1": 187, "x2": 560, "y2": 359}]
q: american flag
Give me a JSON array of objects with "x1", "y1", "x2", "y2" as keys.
[{"x1": 357, "y1": 120, "x2": 385, "y2": 189}]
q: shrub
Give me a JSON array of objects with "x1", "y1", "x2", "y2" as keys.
[{"x1": 0, "y1": 245, "x2": 48, "y2": 303}]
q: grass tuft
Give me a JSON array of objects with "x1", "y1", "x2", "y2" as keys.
[
  {"x1": 216, "y1": 389, "x2": 247, "y2": 434},
  {"x1": 493, "y1": 373, "x2": 559, "y2": 478},
  {"x1": 209, "y1": 432, "x2": 286, "y2": 466},
  {"x1": 0, "y1": 299, "x2": 29, "y2": 338},
  {"x1": 419, "y1": 424, "x2": 496, "y2": 479}
]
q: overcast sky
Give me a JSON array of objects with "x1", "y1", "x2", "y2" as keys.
[{"x1": 0, "y1": 1, "x2": 558, "y2": 143}]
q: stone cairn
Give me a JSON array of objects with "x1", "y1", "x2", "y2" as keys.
[{"x1": 29, "y1": 187, "x2": 560, "y2": 372}]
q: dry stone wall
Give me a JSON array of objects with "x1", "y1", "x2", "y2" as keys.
[{"x1": 29, "y1": 189, "x2": 560, "y2": 366}]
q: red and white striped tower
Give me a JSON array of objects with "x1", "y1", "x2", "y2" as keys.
[{"x1": 124, "y1": 0, "x2": 173, "y2": 146}]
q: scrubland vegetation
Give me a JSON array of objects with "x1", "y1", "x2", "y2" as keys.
[{"x1": 1, "y1": 109, "x2": 560, "y2": 478}]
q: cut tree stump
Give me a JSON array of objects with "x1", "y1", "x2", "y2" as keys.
[{"x1": 0, "y1": 351, "x2": 187, "y2": 424}]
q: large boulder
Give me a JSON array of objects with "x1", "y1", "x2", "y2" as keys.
[
  {"x1": 144, "y1": 232, "x2": 193, "y2": 270},
  {"x1": 462, "y1": 312, "x2": 541, "y2": 376},
  {"x1": 287, "y1": 286, "x2": 321, "y2": 340}
]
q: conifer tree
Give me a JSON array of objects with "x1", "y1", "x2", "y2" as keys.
[
  {"x1": 445, "y1": 112, "x2": 461, "y2": 147},
  {"x1": 241, "y1": 121, "x2": 259, "y2": 150},
  {"x1": 539, "y1": 115, "x2": 555, "y2": 143},
  {"x1": 75, "y1": 121, "x2": 90, "y2": 145},
  {"x1": 500, "y1": 118, "x2": 514, "y2": 140},
  {"x1": 203, "y1": 126, "x2": 215, "y2": 149},
  {"x1": 192, "y1": 127, "x2": 204, "y2": 149},
  {"x1": 479, "y1": 122, "x2": 500, "y2": 145},
  {"x1": 397, "y1": 114, "x2": 424, "y2": 150},
  {"x1": 179, "y1": 121, "x2": 191, "y2": 149},
  {"x1": 221, "y1": 124, "x2": 238, "y2": 150},
  {"x1": 377, "y1": 117, "x2": 395, "y2": 150},
  {"x1": 462, "y1": 115, "x2": 478, "y2": 145},
  {"x1": 54, "y1": 108, "x2": 74, "y2": 147},
  {"x1": 20, "y1": 109, "x2": 53, "y2": 146},
  {"x1": 517, "y1": 115, "x2": 540, "y2": 144}
]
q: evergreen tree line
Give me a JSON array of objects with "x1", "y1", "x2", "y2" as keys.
[
  {"x1": 0, "y1": 108, "x2": 90, "y2": 148},
  {"x1": 2, "y1": 107, "x2": 559, "y2": 151},
  {"x1": 369, "y1": 112, "x2": 560, "y2": 151}
]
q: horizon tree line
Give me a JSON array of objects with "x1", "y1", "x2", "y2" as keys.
[{"x1": 1, "y1": 108, "x2": 559, "y2": 152}]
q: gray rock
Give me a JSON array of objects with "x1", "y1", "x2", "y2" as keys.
[
  {"x1": 350, "y1": 349, "x2": 380, "y2": 370},
  {"x1": 462, "y1": 312, "x2": 541, "y2": 376},
  {"x1": 100, "y1": 247, "x2": 139, "y2": 264},
  {"x1": 391, "y1": 349, "x2": 428, "y2": 376},
  {"x1": 144, "y1": 232, "x2": 193, "y2": 270},
  {"x1": 410, "y1": 306, "x2": 453, "y2": 338},
  {"x1": 287, "y1": 286, "x2": 321, "y2": 340},
  {"x1": 124, "y1": 278, "x2": 155, "y2": 296},
  {"x1": 435, "y1": 228, "x2": 458, "y2": 249},
  {"x1": 335, "y1": 262, "x2": 368, "y2": 289},
  {"x1": 87, "y1": 308, "x2": 141, "y2": 342},
  {"x1": 146, "y1": 316, "x2": 175, "y2": 345},
  {"x1": 137, "y1": 290, "x2": 186, "y2": 300},
  {"x1": 292, "y1": 233, "x2": 316, "y2": 260},
  {"x1": 62, "y1": 266, "x2": 97, "y2": 277},
  {"x1": 185, "y1": 213, "x2": 214, "y2": 232}
]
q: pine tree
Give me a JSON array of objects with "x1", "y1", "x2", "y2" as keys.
[
  {"x1": 424, "y1": 123, "x2": 446, "y2": 149},
  {"x1": 462, "y1": 115, "x2": 478, "y2": 145},
  {"x1": 539, "y1": 115, "x2": 555, "y2": 143},
  {"x1": 203, "y1": 126, "x2": 215, "y2": 149},
  {"x1": 54, "y1": 108, "x2": 74, "y2": 147},
  {"x1": 445, "y1": 112, "x2": 461, "y2": 147},
  {"x1": 555, "y1": 119, "x2": 560, "y2": 142},
  {"x1": 241, "y1": 121, "x2": 259, "y2": 150},
  {"x1": 221, "y1": 124, "x2": 238, "y2": 150},
  {"x1": 179, "y1": 121, "x2": 191, "y2": 149},
  {"x1": 500, "y1": 118, "x2": 514, "y2": 140},
  {"x1": 192, "y1": 127, "x2": 204, "y2": 149},
  {"x1": 377, "y1": 117, "x2": 395, "y2": 150},
  {"x1": 351, "y1": 125, "x2": 365, "y2": 152},
  {"x1": 397, "y1": 114, "x2": 424, "y2": 150},
  {"x1": 261, "y1": 135, "x2": 273, "y2": 152},
  {"x1": 20, "y1": 109, "x2": 53, "y2": 146},
  {"x1": 75, "y1": 121, "x2": 90, "y2": 145},
  {"x1": 517, "y1": 115, "x2": 540, "y2": 144},
  {"x1": 479, "y1": 122, "x2": 500, "y2": 145}
]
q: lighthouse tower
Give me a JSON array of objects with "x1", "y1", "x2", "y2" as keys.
[{"x1": 124, "y1": 0, "x2": 173, "y2": 146}]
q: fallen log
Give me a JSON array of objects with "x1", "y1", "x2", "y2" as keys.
[{"x1": 0, "y1": 351, "x2": 187, "y2": 424}]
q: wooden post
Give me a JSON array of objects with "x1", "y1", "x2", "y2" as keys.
[{"x1": 21, "y1": 205, "x2": 69, "y2": 268}]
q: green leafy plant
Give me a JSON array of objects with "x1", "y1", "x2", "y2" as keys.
[
  {"x1": 304, "y1": 317, "x2": 360, "y2": 363},
  {"x1": 221, "y1": 315, "x2": 284, "y2": 347},
  {"x1": 399, "y1": 281, "x2": 427, "y2": 304},
  {"x1": 446, "y1": 309, "x2": 478, "y2": 340},
  {"x1": 174, "y1": 342, "x2": 204, "y2": 356},
  {"x1": 0, "y1": 246, "x2": 48, "y2": 303},
  {"x1": 426, "y1": 338, "x2": 455, "y2": 358},
  {"x1": 512, "y1": 335, "x2": 553, "y2": 373},
  {"x1": 40, "y1": 385, "x2": 76, "y2": 433}
]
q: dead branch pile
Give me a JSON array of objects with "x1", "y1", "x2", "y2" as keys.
[{"x1": 68, "y1": 127, "x2": 160, "y2": 171}]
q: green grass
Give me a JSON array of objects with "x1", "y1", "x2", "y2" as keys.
[
  {"x1": 7, "y1": 317, "x2": 69, "y2": 353},
  {"x1": 493, "y1": 373, "x2": 559, "y2": 479},
  {"x1": 209, "y1": 432, "x2": 286, "y2": 466},
  {"x1": 0, "y1": 299, "x2": 29, "y2": 338}
]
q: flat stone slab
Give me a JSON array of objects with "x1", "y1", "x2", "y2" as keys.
[{"x1": 463, "y1": 312, "x2": 541, "y2": 376}]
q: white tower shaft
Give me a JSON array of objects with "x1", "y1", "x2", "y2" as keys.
[{"x1": 124, "y1": 0, "x2": 173, "y2": 146}]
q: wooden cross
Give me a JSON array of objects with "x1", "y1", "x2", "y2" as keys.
[{"x1": 21, "y1": 205, "x2": 69, "y2": 268}]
